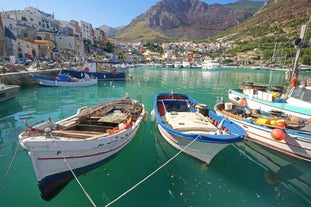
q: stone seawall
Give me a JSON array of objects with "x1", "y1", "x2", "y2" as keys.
[{"x1": 0, "y1": 69, "x2": 61, "y2": 87}]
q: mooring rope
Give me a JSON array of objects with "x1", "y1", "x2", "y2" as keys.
[
  {"x1": 0, "y1": 142, "x2": 19, "y2": 189},
  {"x1": 54, "y1": 138, "x2": 97, "y2": 207},
  {"x1": 105, "y1": 135, "x2": 200, "y2": 207}
]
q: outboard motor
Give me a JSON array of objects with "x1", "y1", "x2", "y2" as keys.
[{"x1": 196, "y1": 104, "x2": 209, "y2": 116}]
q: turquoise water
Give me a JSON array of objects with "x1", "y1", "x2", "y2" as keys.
[{"x1": 1, "y1": 67, "x2": 311, "y2": 207}]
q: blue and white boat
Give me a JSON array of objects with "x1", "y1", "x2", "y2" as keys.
[
  {"x1": 32, "y1": 73, "x2": 97, "y2": 87},
  {"x1": 151, "y1": 92, "x2": 245, "y2": 164},
  {"x1": 228, "y1": 84, "x2": 311, "y2": 119},
  {"x1": 62, "y1": 59, "x2": 126, "y2": 81}
]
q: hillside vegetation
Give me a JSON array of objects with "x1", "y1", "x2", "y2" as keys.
[{"x1": 217, "y1": 0, "x2": 311, "y2": 65}]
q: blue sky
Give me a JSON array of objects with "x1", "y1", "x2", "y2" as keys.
[{"x1": 1, "y1": 0, "x2": 265, "y2": 28}]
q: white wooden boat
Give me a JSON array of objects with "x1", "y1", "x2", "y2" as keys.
[
  {"x1": 151, "y1": 92, "x2": 245, "y2": 164},
  {"x1": 19, "y1": 96, "x2": 147, "y2": 200},
  {"x1": 31, "y1": 73, "x2": 97, "y2": 87},
  {"x1": 0, "y1": 83, "x2": 20, "y2": 102},
  {"x1": 214, "y1": 102, "x2": 311, "y2": 162}
]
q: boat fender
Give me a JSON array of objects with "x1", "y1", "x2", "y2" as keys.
[
  {"x1": 150, "y1": 110, "x2": 155, "y2": 122},
  {"x1": 290, "y1": 76, "x2": 297, "y2": 87},
  {"x1": 238, "y1": 98, "x2": 248, "y2": 106},
  {"x1": 276, "y1": 120, "x2": 286, "y2": 128},
  {"x1": 271, "y1": 129, "x2": 286, "y2": 140}
]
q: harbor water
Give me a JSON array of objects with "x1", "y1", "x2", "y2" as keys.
[{"x1": 1, "y1": 67, "x2": 311, "y2": 207}]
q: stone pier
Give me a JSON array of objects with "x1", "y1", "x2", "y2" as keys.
[{"x1": 0, "y1": 69, "x2": 61, "y2": 87}]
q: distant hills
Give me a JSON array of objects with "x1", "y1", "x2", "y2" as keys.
[
  {"x1": 217, "y1": 0, "x2": 311, "y2": 62},
  {"x1": 105, "y1": 0, "x2": 264, "y2": 42}
]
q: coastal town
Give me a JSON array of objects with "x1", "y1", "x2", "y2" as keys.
[
  {"x1": 1, "y1": 1, "x2": 311, "y2": 206},
  {"x1": 1, "y1": 6, "x2": 268, "y2": 74}
]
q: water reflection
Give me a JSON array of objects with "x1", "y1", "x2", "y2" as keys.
[{"x1": 235, "y1": 141, "x2": 311, "y2": 205}]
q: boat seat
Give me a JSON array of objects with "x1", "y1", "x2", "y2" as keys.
[{"x1": 165, "y1": 112, "x2": 217, "y2": 132}]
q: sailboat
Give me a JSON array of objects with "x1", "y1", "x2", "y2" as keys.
[{"x1": 228, "y1": 18, "x2": 311, "y2": 119}]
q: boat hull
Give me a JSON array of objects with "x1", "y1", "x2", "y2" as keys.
[
  {"x1": 153, "y1": 93, "x2": 245, "y2": 164},
  {"x1": 215, "y1": 103, "x2": 311, "y2": 162},
  {"x1": 0, "y1": 84, "x2": 20, "y2": 102},
  {"x1": 62, "y1": 68, "x2": 126, "y2": 81},
  {"x1": 32, "y1": 74, "x2": 97, "y2": 87},
  {"x1": 27, "y1": 125, "x2": 140, "y2": 200},
  {"x1": 157, "y1": 124, "x2": 228, "y2": 163},
  {"x1": 19, "y1": 98, "x2": 146, "y2": 200}
]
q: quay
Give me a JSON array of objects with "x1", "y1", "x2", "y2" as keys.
[{"x1": 1, "y1": 69, "x2": 61, "y2": 87}]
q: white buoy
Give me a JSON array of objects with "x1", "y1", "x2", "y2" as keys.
[{"x1": 150, "y1": 110, "x2": 155, "y2": 122}]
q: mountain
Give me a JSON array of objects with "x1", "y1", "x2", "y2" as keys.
[
  {"x1": 112, "y1": 0, "x2": 264, "y2": 42},
  {"x1": 99, "y1": 25, "x2": 125, "y2": 37},
  {"x1": 216, "y1": 0, "x2": 311, "y2": 63}
]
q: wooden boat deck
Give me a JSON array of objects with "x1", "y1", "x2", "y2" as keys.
[{"x1": 51, "y1": 129, "x2": 106, "y2": 139}]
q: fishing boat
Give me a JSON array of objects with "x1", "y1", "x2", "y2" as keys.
[
  {"x1": 228, "y1": 20, "x2": 311, "y2": 119},
  {"x1": 201, "y1": 58, "x2": 221, "y2": 70},
  {"x1": 19, "y1": 95, "x2": 147, "y2": 200},
  {"x1": 1, "y1": 61, "x2": 20, "y2": 102},
  {"x1": 214, "y1": 101, "x2": 311, "y2": 162},
  {"x1": 0, "y1": 83, "x2": 20, "y2": 102},
  {"x1": 31, "y1": 73, "x2": 97, "y2": 87},
  {"x1": 151, "y1": 92, "x2": 245, "y2": 164},
  {"x1": 62, "y1": 59, "x2": 126, "y2": 81}
]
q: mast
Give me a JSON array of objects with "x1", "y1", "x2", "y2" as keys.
[{"x1": 289, "y1": 16, "x2": 311, "y2": 81}]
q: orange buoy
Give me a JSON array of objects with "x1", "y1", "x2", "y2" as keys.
[
  {"x1": 290, "y1": 76, "x2": 297, "y2": 87},
  {"x1": 271, "y1": 128, "x2": 286, "y2": 140},
  {"x1": 276, "y1": 120, "x2": 286, "y2": 128},
  {"x1": 307, "y1": 118, "x2": 311, "y2": 125}
]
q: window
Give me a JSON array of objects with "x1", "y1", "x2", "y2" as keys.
[
  {"x1": 301, "y1": 88, "x2": 311, "y2": 102},
  {"x1": 291, "y1": 87, "x2": 303, "y2": 99}
]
